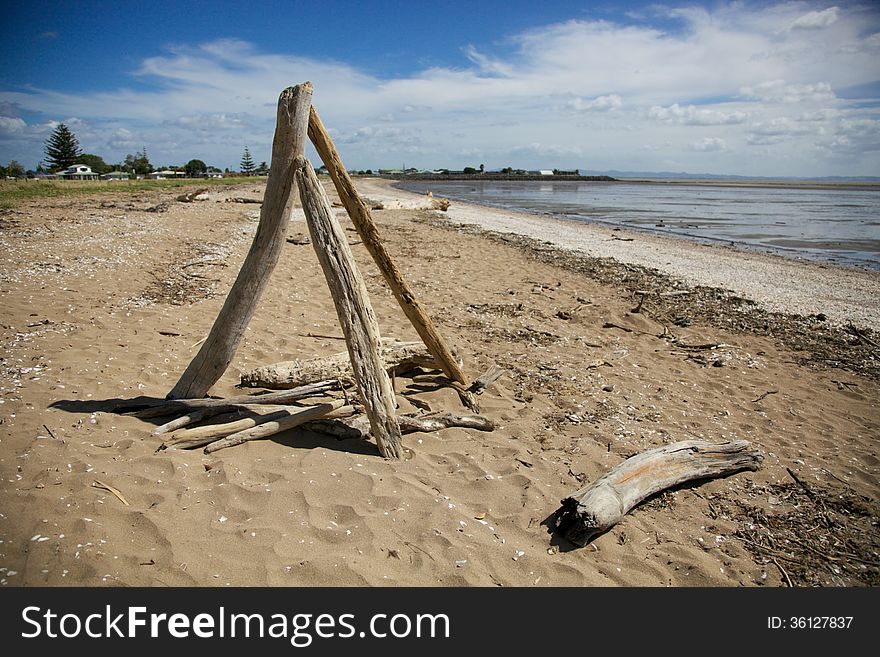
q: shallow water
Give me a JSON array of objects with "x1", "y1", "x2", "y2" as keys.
[{"x1": 396, "y1": 180, "x2": 880, "y2": 270}]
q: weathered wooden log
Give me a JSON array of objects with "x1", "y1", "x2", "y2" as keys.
[
  {"x1": 308, "y1": 106, "x2": 469, "y2": 389},
  {"x1": 204, "y1": 399, "x2": 348, "y2": 454},
  {"x1": 304, "y1": 412, "x2": 494, "y2": 441},
  {"x1": 295, "y1": 156, "x2": 402, "y2": 459},
  {"x1": 240, "y1": 340, "x2": 436, "y2": 389},
  {"x1": 554, "y1": 439, "x2": 762, "y2": 546},
  {"x1": 167, "y1": 82, "x2": 313, "y2": 399},
  {"x1": 162, "y1": 403, "x2": 357, "y2": 450},
  {"x1": 131, "y1": 380, "x2": 338, "y2": 419}
]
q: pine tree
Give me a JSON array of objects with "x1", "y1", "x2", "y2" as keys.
[
  {"x1": 240, "y1": 146, "x2": 255, "y2": 175},
  {"x1": 44, "y1": 123, "x2": 82, "y2": 171}
]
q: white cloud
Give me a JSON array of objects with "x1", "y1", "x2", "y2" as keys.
[
  {"x1": 648, "y1": 103, "x2": 747, "y2": 125},
  {"x1": 789, "y1": 6, "x2": 839, "y2": 31},
  {"x1": 740, "y1": 80, "x2": 837, "y2": 104},
  {"x1": 0, "y1": 116, "x2": 27, "y2": 137},
  {"x1": 566, "y1": 95, "x2": 623, "y2": 112},
  {"x1": 688, "y1": 137, "x2": 727, "y2": 152}
]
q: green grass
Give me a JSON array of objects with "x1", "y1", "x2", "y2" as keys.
[{"x1": 0, "y1": 177, "x2": 268, "y2": 209}]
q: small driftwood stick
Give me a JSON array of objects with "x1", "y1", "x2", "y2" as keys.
[
  {"x1": 295, "y1": 156, "x2": 402, "y2": 459},
  {"x1": 469, "y1": 365, "x2": 506, "y2": 393},
  {"x1": 163, "y1": 404, "x2": 357, "y2": 450},
  {"x1": 309, "y1": 106, "x2": 469, "y2": 389},
  {"x1": 167, "y1": 82, "x2": 313, "y2": 399},
  {"x1": 204, "y1": 399, "x2": 348, "y2": 454},
  {"x1": 130, "y1": 380, "x2": 338, "y2": 419},
  {"x1": 304, "y1": 412, "x2": 494, "y2": 441},
  {"x1": 555, "y1": 439, "x2": 763, "y2": 546},
  {"x1": 241, "y1": 340, "x2": 436, "y2": 389}
]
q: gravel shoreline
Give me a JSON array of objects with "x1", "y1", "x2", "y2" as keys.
[{"x1": 359, "y1": 178, "x2": 880, "y2": 332}]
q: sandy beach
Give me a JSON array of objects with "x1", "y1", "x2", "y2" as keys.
[{"x1": 0, "y1": 178, "x2": 877, "y2": 587}]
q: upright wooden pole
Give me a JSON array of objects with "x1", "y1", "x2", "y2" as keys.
[
  {"x1": 308, "y1": 105, "x2": 470, "y2": 388},
  {"x1": 167, "y1": 83, "x2": 313, "y2": 399},
  {"x1": 294, "y1": 156, "x2": 402, "y2": 459}
]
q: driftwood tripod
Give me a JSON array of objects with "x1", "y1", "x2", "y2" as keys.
[{"x1": 150, "y1": 81, "x2": 490, "y2": 458}]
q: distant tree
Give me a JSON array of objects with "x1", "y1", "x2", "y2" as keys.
[
  {"x1": 6, "y1": 160, "x2": 25, "y2": 178},
  {"x1": 185, "y1": 159, "x2": 207, "y2": 177},
  {"x1": 44, "y1": 123, "x2": 82, "y2": 171},
  {"x1": 125, "y1": 147, "x2": 152, "y2": 176},
  {"x1": 240, "y1": 146, "x2": 255, "y2": 175},
  {"x1": 79, "y1": 154, "x2": 111, "y2": 174},
  {"x1": 463, "y1": 166, "x2": 478, "y2": 174},
  {"x1": 479, "y1": 163, "x2": 485, "y2": 174},
  {"x1": 500, "y1": 167, "x2": 513, "y2": 174},
  {"x1": 256, "y1": 161, "x2": 269, "y2": 175}
]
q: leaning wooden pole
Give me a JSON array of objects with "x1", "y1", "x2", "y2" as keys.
[
  {"x1": 167, "y1": 82, "x2": 314, "y2": 399},
  {"x1": 294, "y1": 156, "x2": 402, "y2": 459},
  {"x1": 308, "y1": 105, "x2": 470, "y2": 388}
]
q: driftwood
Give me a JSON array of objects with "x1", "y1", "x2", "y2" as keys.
[
  {"x1": 554, "y1": 440, "x2": 763, "y2": 546},
  {"x1": 304, "y1": 412, "x2": 494, "y2": 441},
  {"x1": 295, "y1": 156, "x2": 402, "y2": 459},
  {"x1": 308, "y1": 105, "x2": 469, "y2": 389},
  {"x1": 129, "y1": 380, "x2": 339, "y2": 419},
  {"x1": 167, "y1": 82, "x2": 313, "y2": 399},
  {"x1": 240, "y1": 340, "x2": 436, "y2": 389},
  {"x1": 162, "y1": 404, "x2": 358, "y2": 450},
  {"x1": 204, "y1": 399, "x2": 348, "y2": 454},
  {"x1": 176, "y1": 188, "x2": 208, "y2": 203}
]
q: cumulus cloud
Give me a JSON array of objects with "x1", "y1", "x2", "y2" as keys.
[
  {"x1": 788, "y1": 6, "x2": 839, "y2": 31},
  {"x1": 688, "y1": 137, "x2": 727, "y2": 152},
  {"x1": 0, "y1": 116, "x2": 27, "y2": 137},
  {"x1": 565, "y1": 95, "x2": 622, "y2": 112},
  {"x1": 648, "y1": 103, "x2": 747, "y2": 125}
]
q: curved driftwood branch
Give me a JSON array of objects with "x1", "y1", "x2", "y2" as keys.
[
  {"x1": 308, "y1": 105, "x2": 469, "y2": 388},
  {"x1": 241, "y1": 340, "x2": 436, "y2": 389},
  {"x1": 295, "y1": 156, "x2": 402, "y2": 459},
  {"x1": 167, "y1": 82, "x2": 313, "y2": 399},
  {"x1": 555, "y1": 440, "x2": 762, "y2": 546}
]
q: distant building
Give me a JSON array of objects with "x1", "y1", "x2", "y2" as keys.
[
  {"x1": 148, "y1": 170, "x2": 187, "y2": 180},
  {"x1": 59, "y1": 164, "x2": 99, "y2": 180},
  {"x1": 102, "y1": 171, "x2": 130, "y2": 181}
]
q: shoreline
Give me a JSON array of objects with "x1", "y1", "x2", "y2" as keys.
[{"x1": 358, "y1": 178, "x2": 880, "y2": 332}]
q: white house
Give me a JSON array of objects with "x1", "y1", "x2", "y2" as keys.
[
  {"x1": 148, "y1": 170, "x2": 187, "y2": 180},
  {"x1": 102, "y1": 171, "x2": 130, "y2": 181},
  {"x1": 59, "y1": 164, "x2": 99, "y2": 180}
]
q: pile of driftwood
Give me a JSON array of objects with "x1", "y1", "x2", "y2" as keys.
[{"x1": 142, "y1": 81, "x2": 493, "y2": 459}]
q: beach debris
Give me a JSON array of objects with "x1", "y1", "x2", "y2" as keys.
[
  {"x1": 204, "y1": 398, "x2": 348, "y2": 454},
  {"x1": 286, "y1": 233, "x2": 311, "y2": 245},
  {"x1": 240, "y1": 340, "x2": 436, "y2": 389},
  {"x1": 553, "y1": 439, "x2": 762, "y2": 546},
  {"x1": 92, "y1": 479, "x2": 130, "y2": 506},
  {"x1": 750, "y1": 389, "x2": 778, "y2": 403},
  {"x1": 175, "y1": 188, "x2": 209, "y2": 203}
]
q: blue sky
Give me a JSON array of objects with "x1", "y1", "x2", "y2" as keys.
[{"x1": 2, "y1": 1, "x2": 879, "y2": 176}]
